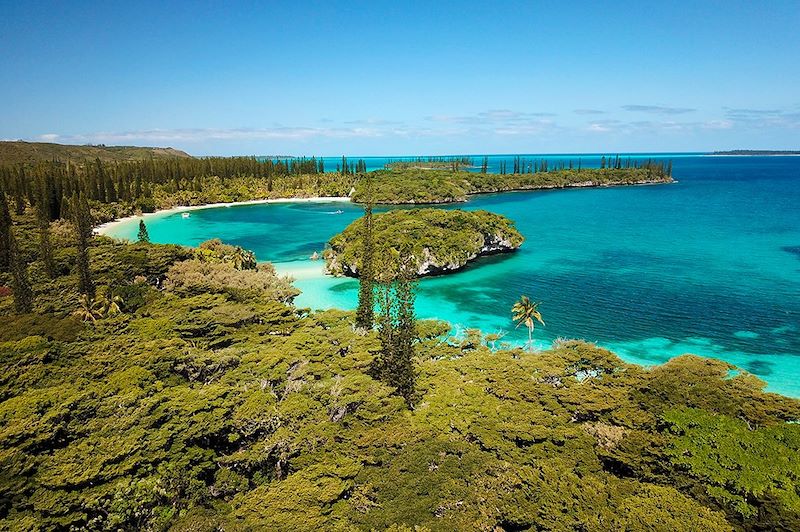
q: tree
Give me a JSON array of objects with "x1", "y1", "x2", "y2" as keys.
[
  {"x1": 73, "y1": 290, "x2": 124, "y2": 322},
  {"x1": 8, "y1": 227, "x2": 33, "y2": 313},
  {"x1": 36, "y1": 202, "x2": 55, "y2": 278},
  {"x1": 0, "y1": 190, "x2": 11, "y2": 271},
  {"x1": 355, "y1": 185, "x2": 375, "y2": 329},
  {"x1": 97, "y1": 290, "x2": 123, "y2": 318},
  {"x1": 373, "y1": 251, "x2": 417, "y2": 407},
  {"x1": 511, "y1": 295, "x2": 544, "y2": 351},
  {"x1": 73, "y1": 294, "x2": 103, "y2": 322},
  {"x1": 72, "y1": 194, "x2": 95, "y2": 298},
  {"x1": 13, "y1": 171, "x2": 26, "y2": 214},
  {"x1": 393, "y1": 255, "x2": 417, "y2": 404},
  {"x1": 137, "y1": 220, "x2": 150, "y2": 243}
]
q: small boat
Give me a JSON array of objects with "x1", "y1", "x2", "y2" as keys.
[{"x1": 181, "y1": 212, "x2": 191, "y2": 219}]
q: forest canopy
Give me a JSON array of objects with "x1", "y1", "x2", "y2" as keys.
[
  {"x1": 3, "y1": 147, "x2": 793, "y2": 530},
  {"x1": 351, "y1": 163, "x2": 673, "y2": 204},
  {"x1": 0, "y1": 206, "x2": 798, "y2": 530},
  {"x1": 0, "y1": 141, "x2": 192, "y2": 165}
]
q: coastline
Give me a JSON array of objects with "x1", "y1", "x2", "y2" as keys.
[
  {"x1": 705, "y1": 153, "x2": 800, "y2": 157},
  {"x1": 466, "y1": 177, "x2": 675, "y2": 196},
  {"x1": 95, "y1": 196, "x2": 352, "y2": 235},
  {"x1": 96, "y1": 178, "x2": 675, "y2": 235},
  {"x1": 366, "y1": 176, "x2": 676, "y2": 205}
]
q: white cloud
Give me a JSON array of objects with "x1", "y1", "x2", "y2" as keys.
[
  {"x1": 37, "y1": 126, "x2": 391, "y2": 145},
  {"x1": 427, "y1": 109, "x2": 556, "y2": 125},
  {"x1": 587, "y1": 123, "x2": 612, "y2": 133},
  {"x1": 622, "y1": 104, "x2": 697, "y2": 115},
  {"x1": 723, "y1": 108, "x2": 800, "y2": 129},
  {"x1": 702, "y1": 120, "x2": 734, "y2": 130}
]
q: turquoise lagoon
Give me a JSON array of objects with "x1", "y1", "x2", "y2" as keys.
[{"x1": 103, "y1": 155, "x2": 800, "y2": 396}]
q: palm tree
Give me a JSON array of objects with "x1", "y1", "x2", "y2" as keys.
[
  {"x1": 229, "y1": 246, "x2": 257, "y2": 270},
  {"x1": 73, "y1": 290, "x2": 123, "y2": 322},
  {"x1": 97, "y1": 291, "x2": 123, "y2": 318},
  {"x1": 512, "y1": 296, "x2": 544, "y2": 351},
  {"x1": 73, "y1": 294, "x2": 103, "y2": 322}
]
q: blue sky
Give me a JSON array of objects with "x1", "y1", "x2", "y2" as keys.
[{"x1": 1, "y1": 0, "x2": 799, "y2": 156}]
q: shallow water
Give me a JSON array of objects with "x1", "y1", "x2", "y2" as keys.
[{"x1": 104, "y1": 155, "x2": 800, "y2": 396}]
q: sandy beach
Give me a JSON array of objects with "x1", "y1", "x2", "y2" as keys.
[
  {"x1": 273, "y1": 260, "x2": 328, "y2": 280},
  {"x1": 94, "y1": 196, "x2": 352, "y2": 235}
]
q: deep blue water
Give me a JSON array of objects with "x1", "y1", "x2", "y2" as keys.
[{"x1": 104, "y1": 154, "x2": 800, "y2": 396}]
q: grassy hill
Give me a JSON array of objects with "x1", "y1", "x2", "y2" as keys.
[{"x1": 0, "y1": 140, "x2": 192, "y2": 165}]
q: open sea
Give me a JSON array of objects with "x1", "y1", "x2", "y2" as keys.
[{"x1": 103, "y1": 154, "x2": 800, "y2": 396}]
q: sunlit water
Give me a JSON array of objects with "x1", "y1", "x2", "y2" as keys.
[{"x1": 104, "y1": 155, "x2": 800, "y2": 396}]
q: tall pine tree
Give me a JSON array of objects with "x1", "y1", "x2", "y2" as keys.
[
  {"x1": 0, "y1": 191, "x2": 12, "y2": 272},
  {"x1": 36, "y1": 201, "x2": 55, "y2": 278},
  {"x1": 392, "y1": 254, "x2": 417, "y2": 405},
  {"x1": 137, "y1": 220, "x2": 150, "y2": 243},
  {"x1": 355, "y1": 187, "x2": 375, "y2": 329},
  {"x1": 72, "y1": 194, "x2": 95, "y2": 298},
  {"x1": 373, "y1": 250, "x2": 417, "y2": 407},
  {"x1": 9, "y1": 227, "x2": 33, "y2": 313}
]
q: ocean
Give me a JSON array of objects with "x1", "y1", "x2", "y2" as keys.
[{"x1": 102, "y1": 154, "x2": 800, "y2": 396}]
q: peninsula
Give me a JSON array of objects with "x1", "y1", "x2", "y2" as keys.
[
  {"x1": 710, "y1": 149, "x2": 800, "y2": 156},
  {"x1": 352, "y1": 162, "x2": 674, "y2": 204}
]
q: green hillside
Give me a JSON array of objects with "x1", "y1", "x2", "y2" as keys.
[
  {"x1": 1, "y1": 209, "x2": 799, "y2": 530},
  {"x1": 0, "y1": 141, "x2": 192, "y2": 165}
]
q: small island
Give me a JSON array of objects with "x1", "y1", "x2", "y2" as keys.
[
  {"x1": 325, "y1": 208, "x2": 524, "y2": 278},
  {"x1": 384, "y1": 157, "x2": 474, "y2": 171}
]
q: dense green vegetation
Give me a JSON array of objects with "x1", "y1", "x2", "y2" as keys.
[
  {"x1": 385, "y1": 157, "x2": 474, "y2": 171},
  {"x1": 325, "y1": 209, "x2": 524, "y2": 278},
  {"x1": 354, "y1": 202, "x2": 375, "y2": 329},
  {"x1": 0, "y1": 145, "x2": 674, "y2": 233},
  {"x1": 0, "y1": 141, "x2": 191, "y2": 165},
  {"x1": 0, "y1": 148, "x2": 792, "y2": 529},
  {"x1": 1, "y1": 205, "x2": 800, "y2": 530},
  {"x1": 0, "y1": 153, "x2": 362, "y2": 225},
  {"x1": 352, "y1": 162, "x2": 673, "y2": 204}
]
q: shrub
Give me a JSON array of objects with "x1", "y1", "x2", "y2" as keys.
[
  {"x1": 195, "y1": 239, "x2": 258, "y2": 270},
  {"x1": 164, "y1": 260, "x2": 298, "y2": 302}
]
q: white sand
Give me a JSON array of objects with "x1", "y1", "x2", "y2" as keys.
[
  {"x1": 94, "y1": 196, "x2": 352, "y2": 235},
  {"x1": 273, "y1": 260, "x2": 329, "y2": 280}
]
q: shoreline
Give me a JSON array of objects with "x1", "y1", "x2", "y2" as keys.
[
  {"x1": 96, "y1": 178, "x2": 674, "y2": 235},
  {"x1": 705, "y1": 153, "x2": 800, "y2": 157},
  {"x1": 94, "y1": 196, "x2": 352, "y2": 235},
  {"x1": 96, "y1": 179, "x2": 674, "y2": 235},
  {"x1": 366, "y1": 177, "x2": 676, "y2": 205}
]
